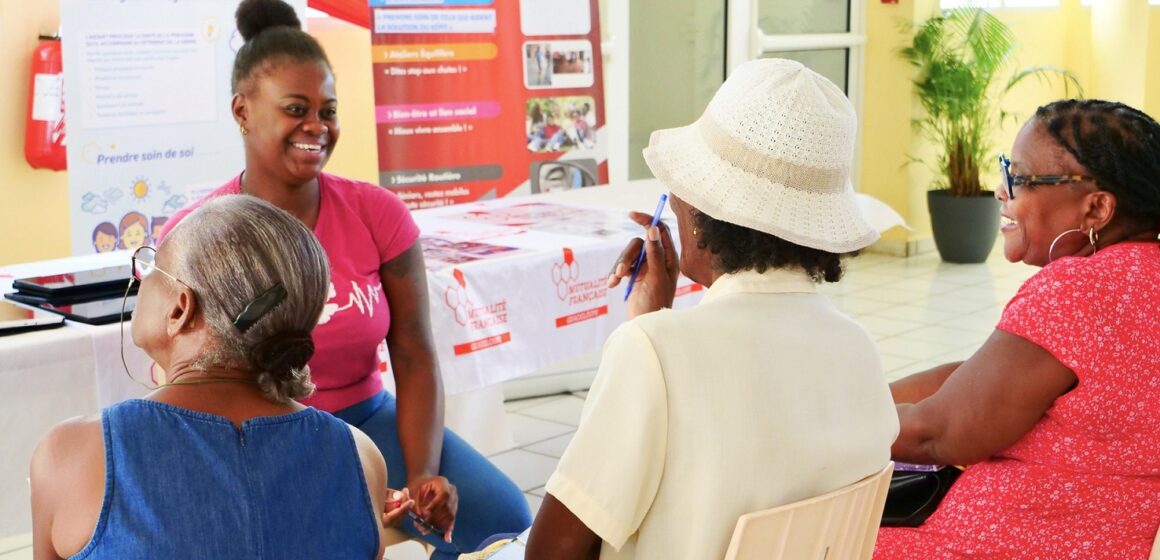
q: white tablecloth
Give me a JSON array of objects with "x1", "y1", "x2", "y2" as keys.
[{"x1": 0, "y1": 179, "x2": 695, "y2": 536}]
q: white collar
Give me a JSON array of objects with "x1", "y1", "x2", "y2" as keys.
[{"x1": 700, "y1": 268, "x2": 818, "y2": 305}]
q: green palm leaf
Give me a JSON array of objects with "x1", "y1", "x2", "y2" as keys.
[{"x1": 901, "y1": 7, "x2": 1082, "y2": 197}]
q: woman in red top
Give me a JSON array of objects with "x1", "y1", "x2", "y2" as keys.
[{"x1": 875, "y1": 100, "x2": 1160, "y2": 558}]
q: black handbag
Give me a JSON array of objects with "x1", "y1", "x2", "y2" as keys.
[{"x1": 880, "y1": 465, "x2": 963, "y2": 527}]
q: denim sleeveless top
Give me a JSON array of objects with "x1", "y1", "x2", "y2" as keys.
[{"x1": 72, "y1": 400, "x2": 379, "y2": 559}]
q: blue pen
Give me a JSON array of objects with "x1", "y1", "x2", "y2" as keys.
[{"x1": 624, "y1": 194, "x2": 668, "y2": 302}]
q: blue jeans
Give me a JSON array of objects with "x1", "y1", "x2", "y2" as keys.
[{"x1": 334, "y1": 391, "x2": 532, "y2": 559}]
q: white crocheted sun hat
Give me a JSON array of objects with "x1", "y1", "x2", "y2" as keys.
[{"x1": 643, "y1": 58, "x2": 878, "y2": 253}]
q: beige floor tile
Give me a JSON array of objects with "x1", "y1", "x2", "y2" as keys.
[
  {"x1": 943, "y1": 313, "x2": 1002, "y2": 334},
  {"x1": 876, "y1": 336, "x2": 971, "y2": 362},
  {"x1": 865, "y1": 305, "x2": 962, "y2": 325},
  {"x1": 828, "y1": 296, "x2": 897, "y2": 316},
  {"x1": 488, "y1": 449, "x2": 561, "y2": 492},
  {"x1": 517, "y1": 396, "x2": 586, "y2": 427},
  {"x1": 942, "y1": 285, "x2": 1014, "y2": 304},
  {"x1": 503, "y1": 394, "x2": 569, "y2": 413},
  {"x1": 522, "y1": 433, "x2": 574, "y2": 459},
  {"x1": 504, "y1": 414, "x2": 575, "y2": 449},
  {"x1": 879, "y1": 354, "x2": 917, "y2": 374},
  {"x1": 856, "y1": 316, "x2": 925, "y2": 339},
  {"x1": 892, "y1": 325, "x2": 989, "y2": 347},
  {"x1": 913, "y1": 295, "x2": 997, "y2": 315}
]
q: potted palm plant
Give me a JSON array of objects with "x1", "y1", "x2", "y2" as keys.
[{"x1": 901, "y1": 7, "x2": 1082, "y2": 263}]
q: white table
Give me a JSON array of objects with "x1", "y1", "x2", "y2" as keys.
[{"x1": 0, "y1": 179, "x2": 689, "y2": 537}]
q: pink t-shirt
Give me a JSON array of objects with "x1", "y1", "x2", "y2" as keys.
[{"x1": 159, "y1": 173, "x2": 421, "y2": 412}]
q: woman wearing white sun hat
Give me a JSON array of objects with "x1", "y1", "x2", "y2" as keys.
[{"x1": 520, "y1": 58, "x2": 899, "y2": 560}]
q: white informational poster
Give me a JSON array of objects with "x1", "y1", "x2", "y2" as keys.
[{"x1": 61, "y1": 0, "x2": 306, "y2": 255}]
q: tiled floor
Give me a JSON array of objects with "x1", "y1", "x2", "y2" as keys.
[{"x1": 0, "y1": 248, "x2": 1032, "y2": 560}]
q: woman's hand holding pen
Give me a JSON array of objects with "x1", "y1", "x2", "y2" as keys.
[
  {"x1": 407, "y1": 475, "x2": 458, "y2": 543},
  {"x1": 608, "y1": 210, "x2": 679, "y2": 319}
]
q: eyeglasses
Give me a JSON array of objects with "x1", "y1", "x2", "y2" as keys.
[
  {"x1": 122, "y1": 247, "x2": 184, "y2": 392},
  {"x1": 130, "y1": 245, "x2": 286, "y2": 332},
  {"x1": 998, "y1": 154, "x2": 1096, "y2": 200},
  {"x1": 132, "y1": 246, "x2": 191, "y2": 289}
]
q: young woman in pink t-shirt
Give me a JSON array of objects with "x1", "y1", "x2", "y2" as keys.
[{"x1": 160, "y1": 1, "x2": 530, "y2": 556}]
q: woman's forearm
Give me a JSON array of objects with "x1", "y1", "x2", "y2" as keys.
[
  {"x1": 380, "y1": 245, "x2": 445, "y2": 480},
  {"x1": 890, "y1": 362, "x2": 961, "y2": 404},
  {"x1": 891, "y1": 403, "x2": 944, "y2": 464},
  {"x1": 393, "y1": 350, "x2": 444, "y2": 479},
  {"x1": 891, "y1": 365, "x2": 962, "y2": 465}
]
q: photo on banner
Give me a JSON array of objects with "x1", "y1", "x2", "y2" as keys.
[
  {"x1": 60, "y1": 0, "x2": 307, "y2": 255},
  {"x1": 523, "y1": 40, "x2": 595, "y2": 89},
  {"x1": 525, "y1": 96, "x2": 597, "y2": 153},
  {"x1": 369, "y1": 0, "x2": 608, "y2": 209}
]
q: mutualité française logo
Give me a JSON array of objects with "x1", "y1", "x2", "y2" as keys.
[{"x1": 443, "y1": 268, "x2": 511, "y2": 355}]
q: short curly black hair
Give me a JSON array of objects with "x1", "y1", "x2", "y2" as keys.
[{"x1": 691, "y1": 211, "x2": 854, "y2": 282}]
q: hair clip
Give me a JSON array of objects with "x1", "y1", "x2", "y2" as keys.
[{"x1": 233, "y1": 283, "x2": 287, "y2": 333}]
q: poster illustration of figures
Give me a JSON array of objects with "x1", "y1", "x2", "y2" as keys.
[
  {"x1": 61, "y1": 0, "x2": 306, "y2": 255},
  {"x1": 370, "y1": 0, "x2": 608, "y2": 209}
]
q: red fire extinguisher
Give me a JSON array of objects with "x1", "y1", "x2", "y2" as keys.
[{"x1": 25, "y1": 34, "x2": 67, "y2": 171}]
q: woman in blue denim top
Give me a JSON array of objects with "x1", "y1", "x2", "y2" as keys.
[{"x1": 29, "y1": 195, "x2": 395, "y2": 559}]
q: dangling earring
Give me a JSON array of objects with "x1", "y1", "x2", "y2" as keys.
[
  {"x1": 239, "y1": 124, "x2": 248, "y2": 135},
  {"x1": 1047, "y1": 223, "x2": 1098, "y2": 263}
]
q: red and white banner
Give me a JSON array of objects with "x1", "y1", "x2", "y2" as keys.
[{"x1": 368, "y1": 0, "x2": 607, "y2": 209}]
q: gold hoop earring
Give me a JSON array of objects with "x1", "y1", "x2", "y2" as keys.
[{"x1": 239, "y1": 124, "x2": 248, "y2": 135}]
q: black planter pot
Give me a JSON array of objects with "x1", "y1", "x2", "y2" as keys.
[{"x1": 927, "y1": 190, "x2": 1001, "y2": 263}]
